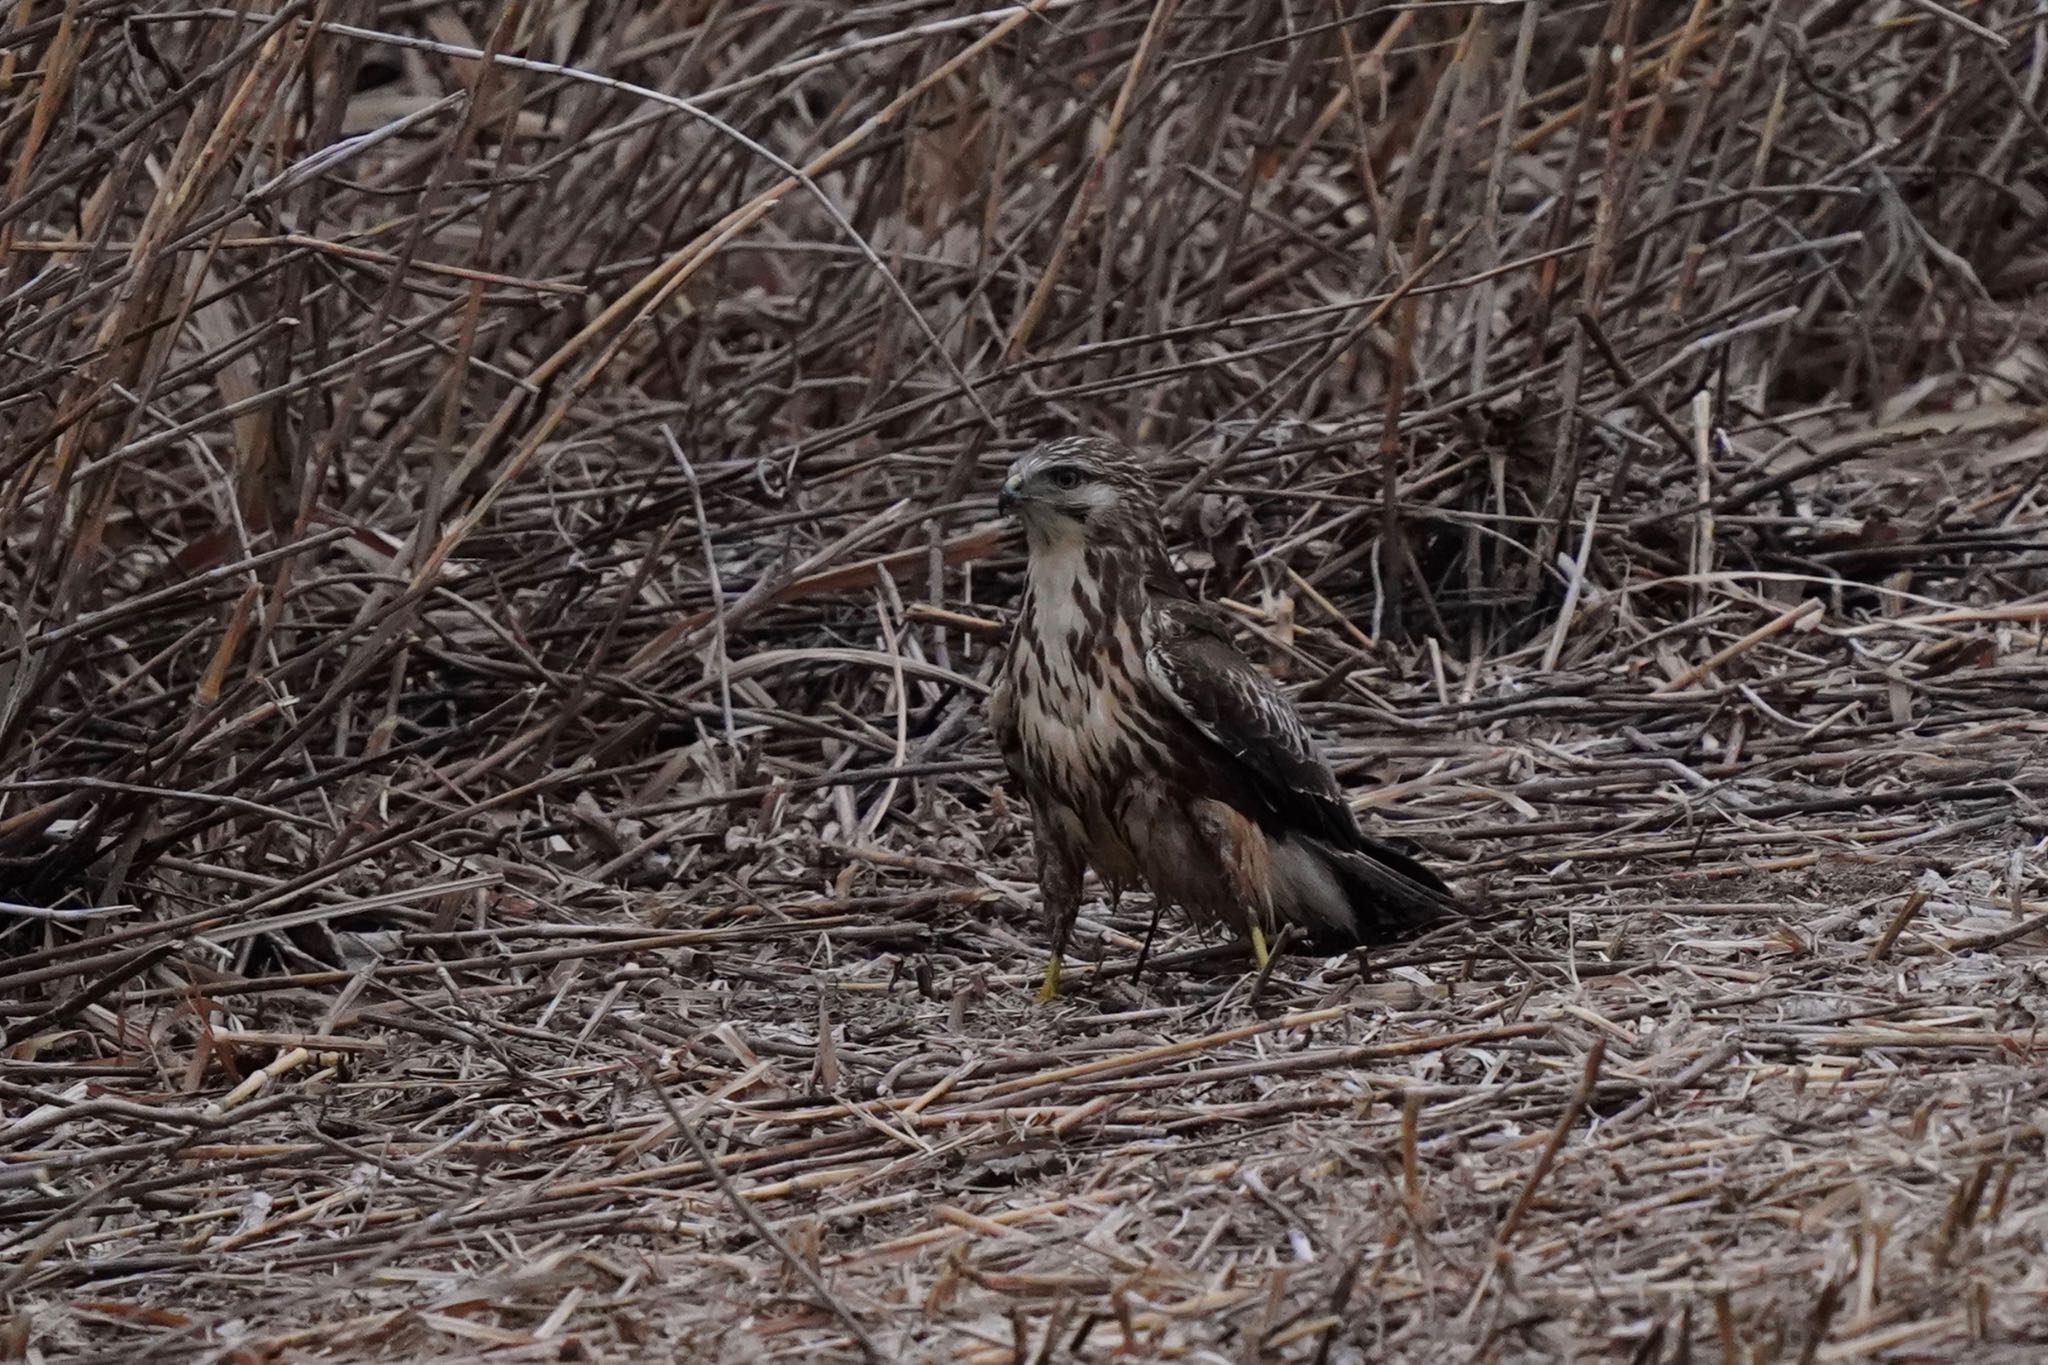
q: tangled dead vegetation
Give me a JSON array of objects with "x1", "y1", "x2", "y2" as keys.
[{"x1": 5, "y1": 0, "x2": 2048, "y2": 1360}]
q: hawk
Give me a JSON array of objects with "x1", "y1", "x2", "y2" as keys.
[{"x1": 988, "y1": 435, "x2": 1457, "y2": 998}]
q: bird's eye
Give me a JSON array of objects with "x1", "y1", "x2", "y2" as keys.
[{"x1": 1046, "y1": 467, "x2": 1083, "y2": 491}]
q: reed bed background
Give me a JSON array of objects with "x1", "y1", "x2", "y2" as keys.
[{"x1": 4, "y1": 0, "x2": 2048, "y2": 1360}]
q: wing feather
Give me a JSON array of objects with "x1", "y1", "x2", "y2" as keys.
[{"x1": 1143, "y1": 602, "x2": 1357, "y2": 846}]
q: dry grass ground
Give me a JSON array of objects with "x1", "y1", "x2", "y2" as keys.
[{"x1": 5, "y1": 1, "x2": 2048, "y2": 1360}]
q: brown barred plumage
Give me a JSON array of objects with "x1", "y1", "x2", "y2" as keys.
[{"x1": 990, "y1": 435, "x2": 1458, "y2": 997}]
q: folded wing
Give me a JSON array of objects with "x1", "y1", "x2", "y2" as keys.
[{"x1": 1145, "y1": 602, "x2": 1456, "y2": 945}]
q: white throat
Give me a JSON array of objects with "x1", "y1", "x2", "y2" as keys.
[{"x1": 1026, "y1": 534, "x2": 1093, "y2": 647}]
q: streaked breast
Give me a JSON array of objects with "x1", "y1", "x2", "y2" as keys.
[{"x1": 1010, "y1": 548, "x2": 1162, "y2": 796}]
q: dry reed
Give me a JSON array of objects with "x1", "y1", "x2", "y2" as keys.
[{"x1": 4, "y1": 0, "x2": 2048, "y2": 1360}]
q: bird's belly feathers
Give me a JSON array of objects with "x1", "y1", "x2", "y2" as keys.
[
  {"x1": 1010, "y1": 573, "x2": 1161, "y2": 796},
  {"x1": 1009, "y1": 592, "x2": 1169, "y2": 884},
  {"x1": 1016, "y1": 667, "x2": 1144, "y2": 791}
]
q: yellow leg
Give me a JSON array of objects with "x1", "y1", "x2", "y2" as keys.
[
  {"x1": 1038, "y1": 952, "x2": 1064, "y2": 1002},
  {"x1": 1248, "y1": 924, "x2": 1271, "y2": 969}
]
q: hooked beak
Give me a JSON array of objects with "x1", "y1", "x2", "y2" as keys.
[{"x1": 997, "y1": 475, "x2": 1022, "y2": 517}]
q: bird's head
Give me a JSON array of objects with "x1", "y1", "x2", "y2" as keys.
[{"x1": 998, "y1": 436, "x2": 1160, "y2": 551}]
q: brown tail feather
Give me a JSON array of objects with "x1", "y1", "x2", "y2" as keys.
[{"x1": 1295, "y1": 834, "x2": 1457, "y2": 950}]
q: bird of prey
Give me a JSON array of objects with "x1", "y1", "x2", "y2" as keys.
[{"x1": 989, "y1": 435, "x2": 1457, "y2": 998}]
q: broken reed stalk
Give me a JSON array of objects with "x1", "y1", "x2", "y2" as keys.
[
  {"x1": 1490, "y1": 1037, "x2": 1608, "y2": 1257},
  {"x1": 637, "y1": 1057, "x2": 884, "y2": 1362},
  {"x1": 1868, "y1": 888, "x2": 1931, "y2": 962}
]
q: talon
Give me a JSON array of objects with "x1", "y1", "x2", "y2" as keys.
[
  {"x1": 1038, "y1": 954, "x2": 1064, "y2": 1002},
  {"x1": 1248, "y1": 924, "x2": 1272, "y2": 969}
]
